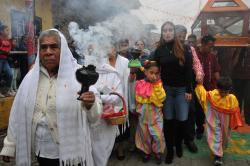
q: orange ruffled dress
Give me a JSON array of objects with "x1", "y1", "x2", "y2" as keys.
[{"x1": 135, "y1": 79, "x2": 166, "y2": 154}]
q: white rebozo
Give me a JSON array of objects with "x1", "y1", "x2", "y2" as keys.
[{"x1": 2, "y1": 29, "x2": 102, "y2": 166}]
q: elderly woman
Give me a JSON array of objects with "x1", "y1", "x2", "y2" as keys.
[{"x1": 0, "y1": 29, "x2": 102, "y2": 166}]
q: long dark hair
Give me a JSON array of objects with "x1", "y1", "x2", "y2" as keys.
[{"x1": 158, "y1": 21, "x2": 185, "y2": 65}]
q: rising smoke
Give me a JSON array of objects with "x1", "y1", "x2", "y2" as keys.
[
  {"x1": 67, "y1": 1, "x2": 151, "y2": 66},
  {"x1": 53, "y1": 0, "x2": 140, "y2": 29}
]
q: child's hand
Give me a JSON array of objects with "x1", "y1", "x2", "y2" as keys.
[
  {"x1": 129, "y1": 73, "x2": 136, "y2": 81},
  {"x1": 185, "y1": 93, "x2": 192, "y2": 101},
  {"x1": 196, "y1": 74, "x2": 203, "y2": 84}
]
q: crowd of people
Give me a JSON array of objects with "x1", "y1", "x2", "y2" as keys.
[
  {"x1": 0, "y1": 19, "x2": 248, "y2": 166},
  {"x1": 0, "y1": 23, "x2": 29, "y2": 98}
]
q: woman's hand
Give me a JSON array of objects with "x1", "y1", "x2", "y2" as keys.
[
  {"x1": 79, "y1": 91, "x2": 95, "y2": 110},
  {"x1": 2, "y1": 156, "x2": 12, "y2": 162},
  {"x1": 185, "y1": 93, "x2": 192, "y2": 101}
]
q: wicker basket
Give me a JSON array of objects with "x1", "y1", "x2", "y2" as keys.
[
  {"x1": 102, "y1": 92, "x2": 127, "y2": 125},
  {"x1": 106, "y1": 114, "x2": 126, "y2": 125}
]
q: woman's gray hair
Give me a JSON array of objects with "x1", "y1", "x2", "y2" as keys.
[{"x1": 39, "y1": 29, "x2": 61, "y2": 48}]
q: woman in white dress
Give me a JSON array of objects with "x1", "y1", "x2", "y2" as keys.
[
  {"x1": 108, "y1": 45, "x2": 130, "y2": 160},
  {"x1": 88, "y1": 46, "x2": 124, "y2": 166}
]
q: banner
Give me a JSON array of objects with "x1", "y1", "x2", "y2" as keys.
[{"x1": 25, "y1": 0, "x2": 36, "y2": 69}]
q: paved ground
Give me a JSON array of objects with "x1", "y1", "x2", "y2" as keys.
[
  {"x1": 108, "y1": 152, "x2": 250, "y2": 166},
  {"x1": 0, "y1": 144, "x2": 249, "y2": 165},
  {"x1": 1, "y1": 129, "x2": 250, "y2": 166},
  {"x1": 106, "y1": 143, "x2": 250, "y2": 166},
  {"x1": 1, "y1": 150, "x2": 250, "y2": 166}
]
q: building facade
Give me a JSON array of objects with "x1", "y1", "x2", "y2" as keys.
[{"x1": 0, "y1": 0, "x2": 53, "y2": 38}]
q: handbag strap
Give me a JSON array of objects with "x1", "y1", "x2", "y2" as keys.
[{"x1": 109, "y1": 92, "x2": 127, "y2": 115}]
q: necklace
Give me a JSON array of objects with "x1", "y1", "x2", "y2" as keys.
[{"x1": 165, "y1": 45, "x2": 173, "y2": 55}]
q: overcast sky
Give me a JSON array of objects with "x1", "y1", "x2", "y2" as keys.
[{"x1": 131, "y1": 0, "x2": 250, "y2": 33}]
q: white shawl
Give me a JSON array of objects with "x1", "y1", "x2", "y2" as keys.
[
  {"x1": 114, "y1": 55, "x2": 130, "y2": 132},
  {"x1": 6, "y1": 29, "x2": 97, "y2": 166},
  {"x1": 114, "y1": 55, "x2": 130, "y2": 110}
]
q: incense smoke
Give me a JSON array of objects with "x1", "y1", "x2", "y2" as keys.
[{"x1": 68, "y1": 12, "x2": 148, "y2": 66}]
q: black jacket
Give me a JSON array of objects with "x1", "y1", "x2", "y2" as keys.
[{"x1": 151, "y1": 42, "x2": 193, "y2": 93}]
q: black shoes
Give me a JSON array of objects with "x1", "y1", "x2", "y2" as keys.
[
  {"x1": 165, "y1": 149, "x2": 174, "y2": 164},
  {"x1": 155, "y1": 153, "x2": 162, "y2": 165},
  {"x1": 142, "y1": 153, "x2": 162, "y2": 165},
  {"x1": 176, "y1": 145, "x2": 183, "y2": 158},
  {"x1": 142, "y1": 153, "x2": 150, "y2": 163},
  {"x1": 214, "y1": 155, "x2": 223, "y2": 166},
  {"x1": 196, "y1": 133, "x2": 204, "y2": 140},
  {"x1": 116, "y1": 150, "x2": 125, "y2": 161},
  {"x1": 116, "y1": 154, "x2": 125, "y2": 161},
  {"x1": 185, "y1": 141, "x2": 198, "y2": 153}
]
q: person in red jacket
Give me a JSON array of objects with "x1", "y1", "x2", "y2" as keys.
[{"x1": 0, "y1": 25, "x2": 13, "y2": 97}]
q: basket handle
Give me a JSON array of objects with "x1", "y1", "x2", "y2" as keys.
[{"x1": 109, "y1": 92, "x2": 127, "y2": 115}]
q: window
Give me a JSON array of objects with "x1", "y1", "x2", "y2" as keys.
[
  {"x1": 212, "y1": 1, "x2": 238, "y2": 7},
  {"x1": 226, "y1": 19, "x2": 243, "y2": 35},
  {"x1": 193, "y1": 20, "x2": 201, "y2": 38},
  {"x1": 207, "y1": 16, "x2": 243, "y2": 36},
  {"x1": 11, "y1": 10, "x2": 42, "y2": 39},
  {"x1": 11, "y1": 10, "x2": 26, "y2": 38}
]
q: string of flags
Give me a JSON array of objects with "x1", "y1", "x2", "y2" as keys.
[{"x1": 141, "y1": 5, "x2": 196, "y2": 24}]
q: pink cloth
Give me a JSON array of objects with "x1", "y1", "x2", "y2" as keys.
[
  {"x1": 191, "y1": 47, "x2": 204, "y2": 79},
  {"x1": 135, "y1": 80, "x2": 153, "y2": 98}
]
